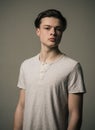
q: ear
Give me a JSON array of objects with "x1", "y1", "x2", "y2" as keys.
[{"x1": 36, "y1": 28, "x2": 40, "y2": 37}]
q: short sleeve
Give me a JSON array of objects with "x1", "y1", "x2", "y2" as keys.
[
  {"x1": 68, "y1": 63, "x2": 86, "y2": 93},
  {"x1": 17, "y1": 62, "x2": 26, "y2": 89}
]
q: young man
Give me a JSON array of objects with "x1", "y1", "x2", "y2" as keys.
[{"x1": 13, "y1": 9, "x2": 86, "y2": 130}]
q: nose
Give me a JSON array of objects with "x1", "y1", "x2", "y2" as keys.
[{"x1": 50, "y1": 28, "x2": 56, "y2": 36}]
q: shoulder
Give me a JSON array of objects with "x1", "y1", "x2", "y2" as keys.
[
  {"x1": 20, "y1": 54, "x2": 39, "y2": 69},
  {"x1": 63, "y1": 54, "x2": 78, "y2": 64},
  {"x1": 61, "y1": 54, "x2": 80, "y2": 71}
]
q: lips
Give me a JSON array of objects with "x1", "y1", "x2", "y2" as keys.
[{"x1": 49, "y1": 38, "x2": 56, "y2": 42}]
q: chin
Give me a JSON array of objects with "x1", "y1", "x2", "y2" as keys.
[
  {"x1": 42, "y1": 41, "x2": 60, "y2": 48},
  {"x1": 48, "y1": 43, "x2": 59, "y2": 48}
]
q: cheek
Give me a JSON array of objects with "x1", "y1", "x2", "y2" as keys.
[
  {"x1": 40, "y1": 34, "x2": 46, "y2": 41},
  {"x1": 57, "y1": 33, "x2": 62, "y2": 39},
  {"x1": 58, "y1": 33, "x2": 62, "y2": 39},
  {"x1": 56, "y1": 34, "x2": 62, "y2": 43},
  {"x1": 40, "y1": 32, "x2": 47, "y2": 39},
  {"x1": 38, "y1": 33, "x2": 46, "y2": 42}
]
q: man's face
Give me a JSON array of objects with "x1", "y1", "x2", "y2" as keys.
[{"x1": 36, "y1": 17, "x2": 63, "y2": 48}]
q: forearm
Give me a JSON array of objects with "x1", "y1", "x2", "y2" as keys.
[
  {"x1": 67, "y1": 113, "x2": 82, "y2": 130},
  {"x1": 67, "y1": 93, "x2": 83, "y2": 130},
  {"x1": 13, "y1": 106, "x2": 24, "y2": 130}
]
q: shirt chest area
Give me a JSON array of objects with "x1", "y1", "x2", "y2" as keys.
[{"x1": 24, "y1": 63, "x2": 70, "y2": 90}]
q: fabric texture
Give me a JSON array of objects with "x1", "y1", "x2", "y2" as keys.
[{"x1": 17, "y1": 54, "x2": 86, "y2": 130}]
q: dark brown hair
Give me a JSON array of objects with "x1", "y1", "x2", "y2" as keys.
[{"x1": 34, "y1": 9, "x2": 67, "y2": 31}]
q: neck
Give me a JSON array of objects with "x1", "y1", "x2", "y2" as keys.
[{"x1": 39, "y1": 46, "x2": 62, "y2": 63}]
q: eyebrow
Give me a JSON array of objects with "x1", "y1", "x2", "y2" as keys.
[{"x1": 43, "y1": 25, "x2": 62, "y2": 28}]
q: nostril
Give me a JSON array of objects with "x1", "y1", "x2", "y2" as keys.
[{"x1": 51, "y1": 29, "x2": 56, "y2": 35}]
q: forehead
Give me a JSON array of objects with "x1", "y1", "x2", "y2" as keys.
[{"x1": 40, "y1": 17, "x2": 62, "y2": 26}]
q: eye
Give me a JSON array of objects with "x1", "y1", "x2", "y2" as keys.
[
  {"x1": 56, "y1": 27, "x2": 62, "y2": 32},
  {"x1": 44, "y1": 27, "x2": 50, "y2": 30}
]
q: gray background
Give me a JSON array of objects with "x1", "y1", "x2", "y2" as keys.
[{"x1": 0, "y1": 0, "x2": 95, "y2": 130}]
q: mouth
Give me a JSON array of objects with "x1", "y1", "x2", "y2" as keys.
[{"x1": 49, "y1": 38, "x2": 56, "y2": 42}]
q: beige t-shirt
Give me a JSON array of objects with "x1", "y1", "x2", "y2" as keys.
[{"x1": 17, "y1": 54, "x2": 86, "y2": 130}]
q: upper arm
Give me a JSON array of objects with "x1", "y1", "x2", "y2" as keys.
[{"x1": 17, "y1": 88, "x2": 25, "y2": 110}]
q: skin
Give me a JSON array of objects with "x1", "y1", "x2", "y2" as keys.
[
  {"x1": 13, "y1": 17, "x2": 83, "y2": 130},
  {"x1": 13, "y1": 89, "x2": 25, "y2": 130}
]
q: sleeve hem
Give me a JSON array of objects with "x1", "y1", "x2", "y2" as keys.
[
  {"x1": 17, "y1": 85, "x2": 26, "y2": 90},
  {"x1": 68, "y1": 90, "x2": 86, "y2": 94}
]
